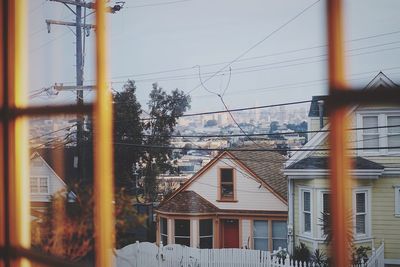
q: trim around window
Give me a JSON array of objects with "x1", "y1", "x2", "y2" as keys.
[
  {"x1": 299, "y1": 188, "x2": 312, "y2": 237},
  {"x1": 352, "y1": 188, "x2": 372, "y2": 240},
  {"x1": 30, "y1": 176, "x2": 50, "y2": 195},
  {"x1": 218, "y1": 168, "x2": 236, "y2": 201},
  {"x1": 394, "y1": 185, "x2": 400, "y2": 217}
]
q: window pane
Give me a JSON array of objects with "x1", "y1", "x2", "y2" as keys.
[
  {"x1": 200, "y1": 219, "x2": 213, "y2": 236},
  {"x1": 272, "y1": 221, "x2": 287, "y2": 238},
  {"x1": 303, "y1": 191, "x2": 310, "y2": 212},
  {"x1": 221, "y1": 169, "x2": 233, "y2": 182},
  {"x1": 388, "y1": 135, "x2": 400, "y2": 150},
  {"x1": 161, "y1": 235, "x2": 168, "y2": 245},
  {"x1": 363, "y1": 134, "x2": 379, "y2": 148},
  {"x1": 254, "y1": 238, "x2": 268, "y2": 251},
  {"x1": 175, "y1": 237, "x2": 190, "y2": 247},
  {"x1": 221, "y1": 184, "x2": 233, "y2": 197},
  {"x1": 200, "y1": 237, "x2": 213, "y2": 249},
  {"x1": 323, "y1": 193, "x2": 330, "y2": 213},
  {"x1": 175, "y1": 219, "x2": 190, "y2": 236},
  {"x1": 356, "y1": 214, "x2": 366, "y2": 234},
  {"x1": 304, "y1": 213, "x2": 311, "y2": 232},
  {"x1": 160, "y1": 218, "x2": 167, "y2": 235},
  {"x1": 253, "y1": 220, "x2": 268, "y2": 237},
  {"x1": 388, "y1": 116, "x2": 400, "y2": 133},
  {"x1": 273, "y1": 239, "x2": 287, "y2": 251},
  {"x1": 356, "y1": 193, "x2": 366, "y2": 213},
  {"x1": 363, "y1": 116, "x2": 378, "y2": 133}
]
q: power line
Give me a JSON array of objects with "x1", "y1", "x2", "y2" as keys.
[
  {"x1": 125, "y1": 0, "x2": 192, "y2": 9},
  {"x1": 187, "y1": 0, "x2": 320, "y2": 95},
  {"x1": 137, "y1": 99, "x2": 313, "y2": 121},
  {"x1": 29, "y1": 124, "x2": 77, "y2": 141},
  {"x1": 141, "y1": 124, "x2": 400, "y2": 138},
  {"x1": 113, "y1": 142, "x2": 400, "y2": 152}
]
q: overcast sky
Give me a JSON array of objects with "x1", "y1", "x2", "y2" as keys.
[{"x1": 28, "y1": 0, "x2": 400, "y2": 113}]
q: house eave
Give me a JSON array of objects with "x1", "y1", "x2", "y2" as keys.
[{"x1": 284, "y1": 169, "x2": 383, "y2": 179}]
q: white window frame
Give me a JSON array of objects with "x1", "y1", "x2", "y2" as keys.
[
  {"x1": 317, "y1": 190, "x2": 330, "y2": 238},
  {"x1": 299, "y1": 188, "x2": 312, "y2": 236},
  {"x1": 394, "y1": 185, "x2": 400, "y2": 217},
  {"x1": 357, "y1": 111, "x2": 400, "y2": 156},
  {"x1": 352, "y1": 188, "x2": 371, "y2": 240},
  {"x1": 30, "y1": 176, "x2": 49, "y2": 195}
]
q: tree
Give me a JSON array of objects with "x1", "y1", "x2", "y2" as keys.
[
  {"x1": 269, "y1": 121, "x2": 279, "y2": 134},
  {"x1": 142, "y1": 83, "x2": 191, "y2": 201},
  {"x1": 113, "y1": 80, "x2": 143, "y2": 192}
]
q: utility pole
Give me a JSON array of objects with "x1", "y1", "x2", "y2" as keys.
[{"x1": 46, "y1": 0, "x2": 124, "y2": 181}]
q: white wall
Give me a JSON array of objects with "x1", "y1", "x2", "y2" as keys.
[
  {"x1": 30, "y1": 156, "x2": 66, "y2": 202},
  {"x1": 187, "y1": 155, "x2": 287, "y2": 211},
  {"x1": 241, "y1": 219, "x2": 251, "y2": 248}
]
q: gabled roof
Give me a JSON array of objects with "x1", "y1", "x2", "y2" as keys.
[
  {"x1": 229, "y1": 147, "x2": 287, "y2": 200},
  {"x1": 157, "y1": 191, "x2": 218, "y2": 213},
  {"x1": 286, "y1": 72, "x2": 399, "y2": 168},
  {"x1": 160, "y1": 146, "x2": 288, "y2": 207},
  {"x1": 287, "y1": 156, "x2": 383, "y2": 170},
  {"x1": 30, "y1": 152, "x2": 67, "y2": 185}
]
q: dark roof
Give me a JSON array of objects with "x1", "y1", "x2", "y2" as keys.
[
  {"x1": 157, "y1": 191, "x2": 218, "y2": 213},
  {"x1": 287, "y1": 156, "x2": 384, "y2": 170},
  {"x1": 230, "y1": 146, "x2": 287, "y2": 201},
  {"x1": 308, "y1": 95, "x2": 328, "y2": 117},
  {"x1": 156, "y1": 191, "x2": 287, "y2": 215}
]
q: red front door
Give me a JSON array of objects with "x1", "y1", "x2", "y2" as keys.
[{"x1": 222, "y1": 219, "x2": 239, "y2": 248}]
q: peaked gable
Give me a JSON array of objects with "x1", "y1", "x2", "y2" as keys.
[
  {"x1": 286, "y1": 72, "x2": 399, "y2": 168},
  {"x1": 163, "y1": 149, "x2": 287, "y2": 210}
]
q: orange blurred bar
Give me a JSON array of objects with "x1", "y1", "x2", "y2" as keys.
[
  {"x1": 94, "y1": 1, "x2": 115, "y2": 267},
  {"x1": 327, "y1": 1, "x2": 352, "y2": 266},
  {"x1": 6, "y1": 1, "x2": 31, "y2": 267}
]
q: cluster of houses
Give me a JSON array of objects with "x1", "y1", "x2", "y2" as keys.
[{"x1": 30, "y1": 72, "x2": 400, "y2": 266}]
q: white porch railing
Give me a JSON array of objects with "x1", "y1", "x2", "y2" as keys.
[{"x1": 114, "y1": 241, "x2": 385, "y2": 267}]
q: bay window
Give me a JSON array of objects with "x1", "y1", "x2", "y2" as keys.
[
  {"x1": 175, "y1": 219, "x2": 190, "y2": 246},
  {"x1": 199, "y1": 219, "x2": 213, "y2": 248},
  {"x1": 160, "y1": 217, "x2": 168, "y2": 245},
  {"x1": 253, "y1": 220, "x2": 268, "y2": 251},
  {"x1": 272, "y1": 221, "x2": 287, "y2": 251}
]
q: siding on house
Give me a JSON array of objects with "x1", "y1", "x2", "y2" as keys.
[
  {"x1": 30, "y1": 156, "x2": 66, "y2": 202},
  {"x1": 371, "y1": 177, "x2": 400, "y2": 260},
  {"x1": 187, "y1": 155, "x2": 287, "y2": 212}
]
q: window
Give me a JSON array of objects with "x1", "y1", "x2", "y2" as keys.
[
  {"x1": 301, "y1": 190, "x2": 312, "y2": 234},
  {"x1": 30, "y1": 177, "x2": 49, "y2": 194},
  {"x1": 253, "y1": 220, "x2": 268, "y2": 251},
  {"x1": 358, "y1": 113, "x2": 400, "y2": 154},
  {"x1": 272, "y1": 221, "x2": 287, "y2": 250},
  {"x1": 321, "y1": 192, "x2": 330, "y2": 236},
  {"x1": 362, "y1": 116, "x2": 379, "y2": 152},
  {"x1": 175, "y1": 219, "x2": 190, "y2": 246},
  {"x1": 160, "y1": 217, "x2": 168, "y2": 245},
  {"x1": 395, "y1": 186, "x2": 400, "y2": 216},
  {"x1": 199, "y1": 219, "x2": 213, "y2": 248},
  {"x1": 387, "y1": 116, "x2": 400, "y2": 152},
  {"x1": 220, "y1": 168, "x2": 234, "y2": 200},
  {"x1": 353, "y1": 190, "x2": 370, "y2": 237}
]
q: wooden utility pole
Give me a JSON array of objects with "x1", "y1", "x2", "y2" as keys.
[{"x1": 46, "y1": 0, "x2": 123, "y2": 181}]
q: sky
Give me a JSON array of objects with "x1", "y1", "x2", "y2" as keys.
[{"x1": 28, "y1": 0, "x2": 400, "y2": 114}]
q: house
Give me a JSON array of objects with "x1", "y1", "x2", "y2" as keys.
[
  {"x1": 155, "y1": 147, "x2": 288, "y2": 251},
  {"x1": 283, "y1": 72, "x2": 400, "y2": 265},
  {"x1": 30, "y1": 151, "x2": 70, "y2": 217}
]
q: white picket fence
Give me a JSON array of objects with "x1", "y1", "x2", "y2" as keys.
[
  {"x1": 114, "y1": 241, "x2": 385, "y2": 267},
  {"x1": 361, "y1": 242, "x2": 384, "y2": 267}
]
